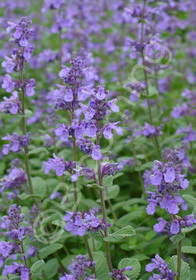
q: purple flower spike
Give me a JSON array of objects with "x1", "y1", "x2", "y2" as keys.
[{"x1": 146, "y1": 254, "x2": 177, "y2": 279}]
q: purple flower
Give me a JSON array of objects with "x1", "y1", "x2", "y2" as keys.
[
  {"x1": 2, "y1": 74, "x2": 16, "y2": 93},
  {"x1": 25, "y1": 79, "x2": 35, "y2": 96},
  {"x1": 42, "y1": 154, "x2": 76, "y2": 177},
  {"x1": 103, "y1": 122, "x2": 123, "y2": 139},
  {"x1": 60, "y1": 255, "x2": 96, "y2": 280},
  {"x1": 109, "y1": 267, "x2": 133, "y2": 280},
  {"x1": 64, "y1": 209, "x2": 111, "y2": 236},
  {"x1": 92, "y1": 145, "x2": 102, "y2": 160},
  {"x1": 1, "y1": 56, "x2": 15, "y2": 73},
  {"x1": 146, "y1": 254, "x2": 177, "y2": 279},
  {"x1": 42, "y1": 154, "x2": 66, "y2": 176},
  {"x1": 0, "y1": 91, "x2": 21, "y2": 114},
  {"x1": 2, "y1": 133, "x2": 31, "y2": 155},
  {"x1": 176, "y1": 125, "x2": 196, "y2": 144},
  {"x1": 146, "y1": 148, "x2": 190, "y2": 215}
]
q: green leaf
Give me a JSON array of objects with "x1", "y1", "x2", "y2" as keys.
[
  {"x1": 93, "y1": 252, "x2": 110, "y2": 280},
  {"x1": 182, "y1": 224, "x2": 196, "y2": 234},
  {"x1": 117, "y1": 207, "x2": 145, "y2": 226},
  {"x1": 104, "y1": 225, "x2": 135, "y2": 243},
  {"x1": 170, "y1": 233, "x2": 185, "y2": 244},
  {"x1": 182, "y1": 246, "x2": 196, "y2": 255},
  {"x1": 105, "y1": 185, "x2": 120, "y2": 200},
  {"x1": 168, "y1": 255, "x2": 190, "y2": 280},
  {"x1": 31, "y1": 260, "x2": 45, "y2": 275},
  {"x1": 44, "y1": 258, "x2": 58, "y2": 279},
  {"x1": 183, "y1": 194, "x2": 196, "y2": 206},
  {"x1": 31, "y1": 177, "x2": 47, "y2": 199},
  {"x1": 29, "y1": 147, "x2": 49, "y2": 155},
  {"x1": 40, "y1": 244, "x2": 63, "y2": 259},
  {"x1": 118, "y1": 258, "x2": 141, "y2": 280},
  {"x1": 135, "y1": 162, "x2": 154, "y2": 172}
]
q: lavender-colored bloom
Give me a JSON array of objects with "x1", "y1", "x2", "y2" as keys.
[
  {"x1": 7, "y1": 17, "x2": 33, "y2": 47},
  {"x1": 42, "y1": 0, "x2": 65, "y2": 12},
  {"x1": 176, "y1": 125, "x2": 196, "y2": 144},
  {"x1": 60, "y1": 255, "x2": 96, "y2": 280},
  {"x1": 103, "y1": 122, "x2": 123, "y2": 139},
  {"x1": 146, "y1": 148, "x2": 189, "y2": 215},
  {"x1": 50, "y1": 191, "x2": 62, "y2": 200},
  {"x1": 0, "y1": 91, "x2": 21, "y2": 114},
  {"x1": 1, "y1": 56, "x2": 15, "y2": 73},
  {"x1": 154, "y1": 214, "x2": 196, "y2": 235},
  {"x1": 1, "y1": 204, "x2": 32, "y2": 241},
  {"x1": 109, "y1": 267, "x2": 133, "y2": 280},
  {"x1": 146, "y1": 254, "x2": 177, "y2": 279},
  {"x1": 76, "y1": 138, "x2": 102, "y2": 160},
  {"x1": 133, "y1": 122, "x2": 163, "y2": 138},
  {"x1": 42, "y1": 154, "x2": 76, "y2": 177},
  {"x1": 64, "y1": 208, "x2": 111, "y2": 236},
  {"x1": 25, "y1": 79, "x2": 35, "y2": 96},
  {"x1": 71, "y1": 167, "x2": 96, "y2": 182},
  {"x1": 2, "y1": 262, "x2": 29, "y2": 280},
  {"x1": 0, "y1": 167, "x2": 27, "y2": 193},
  {"x1": 2, "y1": 133, "x2": 31, "y2": 155},
  {"x1": 2, "y1": 74, "x2": 16, "y2": 93}
]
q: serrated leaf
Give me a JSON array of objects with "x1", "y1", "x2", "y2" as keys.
[
  {"x1": 117, "y1": 207, "x2": 145, "y2": 226},
  {"x1": 93, "y1": 252, "x2": 110, "y2": 280},
  {"x1": 104, "y1": 226, "x2": 135, "y2": 243},
  {"x1": 31, "y1": 260, "x2": 45, "y2": 275},
  {"x1": 31, "y1": 177, "x2": 47, "y2": 199},
  {"x1": 182, "y1": 246, "x2": 196, "y2": 255},
  {"x1": 105, "y1": 185, "x2": 120, "y2": 200},
  {"x1": 182, "y1": 194, "x2": 196, "y2": 206},
  {"x1": 170, "y1": 233, "x2": 185, "y2": 244},
  {"x1": 118, "y1": 258, "x2": 141, "y2": 280},
  {"x1": 29, "y1": 147, "x2": 48, "y2": 155},
  {"x1": 168, "y1": 255, "x2": 190, "y2": 280},
  {"x1": 40, "y1": 244, "x2": 63, "y2": 259},
  {"x1": 44, "y1": 258, "x2": 58, "y2": 279},
  {"x1": 135, "y1": 162, "x2": 153, "y2": 172}
]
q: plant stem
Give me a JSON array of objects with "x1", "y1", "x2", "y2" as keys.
[
  {"x1": 177, "y1": 239, "x2": 182, "y2": 280},
  {"x1": 20, "y1": 68, "x2": 34, "y2": 196},
  {"x1": 96, "y1": 125, "x2": 113, "y2": 272},
  {"x1": 141, "y1": 0, "x2": 161, "y2": 155},
  {"x1": 71, "y1": 110, "x2": 78, "y2": 211},
  {"x1": 132, "y1": 140, "x2": 146, "y2": 199},
  {"x1": 20, "y1": 241, "x2": 32, "y2": 280},
  {"x1": 84, "y1": 235, "x2": 95, "y2": 275}
]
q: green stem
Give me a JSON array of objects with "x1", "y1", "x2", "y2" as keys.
[
  {"x1": 20, "y1": 69, "x2": 34, "y2": 196},
  {"x1": 132, "y1": 140, "x2": 146, "y2": 199},
  {"x1": 20, "y1": 241, "x2": 32, "y2": 280},
  {"x1": 73, "y1": 136, "x2": 78, "y2": 210},
  {"x1": 176, "y1": 239, "x2": 182, "y2": 280},
  {"x1": 96, "y1": 126, "x2": 113, "y2": 272}
]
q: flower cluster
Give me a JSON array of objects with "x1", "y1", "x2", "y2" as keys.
[
  {"x1": 146, "y1": 254, "x2": 177, "y2": 280},
  {"x1": 133, "y1": 122, "x2": 163, "y2": 138},
  {"x1": 0, "y1": 204, "x2": 34, "y2": 279},
  {"x1": 0, "y1": 167, "x2": 27, "y2": 194},
  {"x1": 2, "y1": 132, "x2": 31, "y2": 155},
  {"x1": 154, "y1": 214, "x2": 196, "y2": 235},
  {"x1": 109, "y1": 267, "x2": 133, "y2": 280},
  {"x1": 42, "y1": 153, "x2": 76, "y2": 177},
  {"x1": 126, "y1": 81, "x2": 146, "y2": 102},
  {"x1": 146, "y1": 147, "x2": 189, "y2": 215},
  {"x1": 60, "y1": 255, "x2": 96, "y2": 280},
  {"x1": 64, "y1": 208, "x2": 112, "y2": 236},
  {"x1": 0, "y1": 91, "x2": 21, "y2": 114},
  {"x1": 176, "y1": 125, "x2": 196, "y2": 144},
  {"x1": 2, "y1": 74, "x2": 35, "y2": 96}
]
